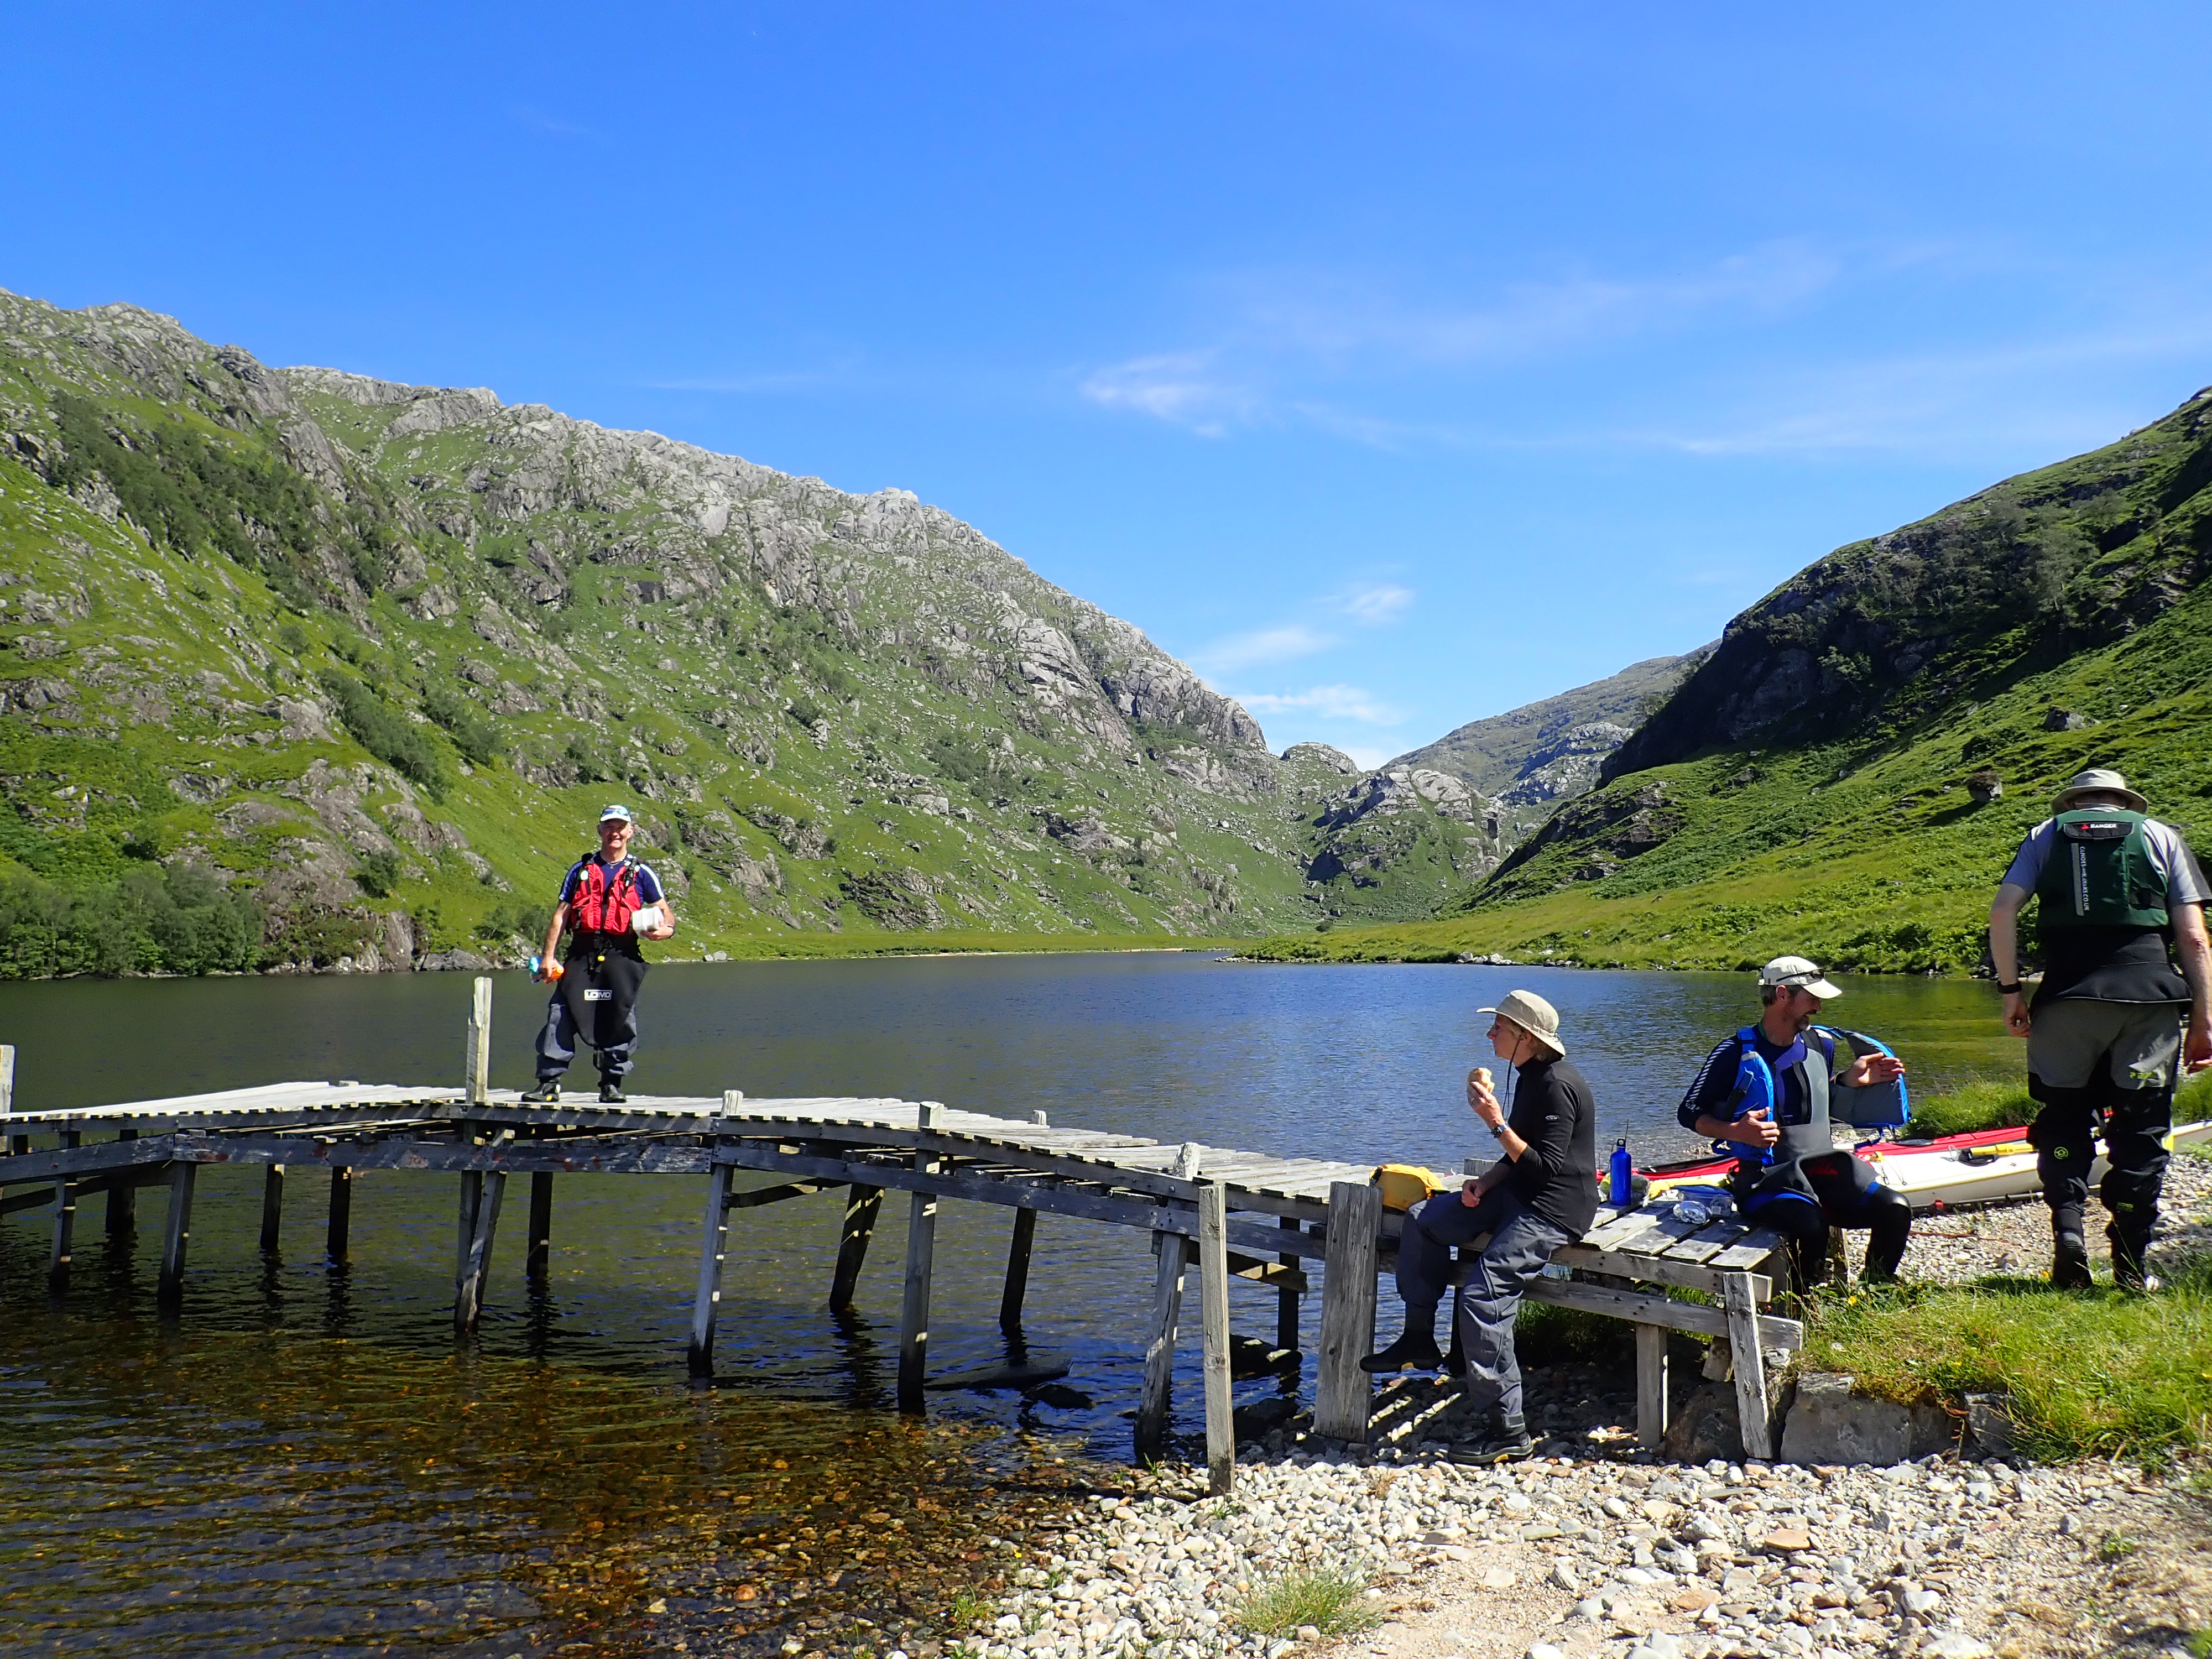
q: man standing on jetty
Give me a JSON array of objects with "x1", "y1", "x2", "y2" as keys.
[
  {"x1": 1361, "y1": 989, "x2": 1597, "y2": 1464},
  {"x1": 1989, "y1": 768, "x2": 2211, "y2": 1292},
  {"x1": 522, "y1": 804, "x2": 676, "y2": 1105},
  {"x1": 1678, "y1": 957, "x2": 1912, "y2": 1285}
]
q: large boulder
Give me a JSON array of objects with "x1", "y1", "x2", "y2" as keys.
[{"x1": 1777, "y1": 1373, "x2": 1953, "y2": 1465}]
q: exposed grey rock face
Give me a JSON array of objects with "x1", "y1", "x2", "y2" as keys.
[{"x1": 1777, "y1": 1373, "x2": 1954, "y2": 1465}]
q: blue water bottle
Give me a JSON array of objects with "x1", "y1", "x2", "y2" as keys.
[{"x1": 1609, "y1": 1138, "x2": 1633, "y2": 1207}]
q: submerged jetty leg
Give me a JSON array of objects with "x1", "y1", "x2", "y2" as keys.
[
  {"x1": 829, "y1": 1185, "x2": 884, "y2": 1312},
  {"x1": 108, "y1": 1127, "x2": 139, "y2": 1237},
  {"x1": 687, "y1": 1164, "x2": 733, "y2": 1376},
  {"x1": 1276, "y1": 1215, "x2": 1301, "y2": 1353},
  {"x1": 525, "y1": 1172, "x2": 554, "y2": 1286},
  {"x1": 457, "y1": 1171, "x2": 482, "y2": 1286},
  {"x1": 1134, "y1": 1230, "x2": 1186, "y2": 1460},
  {"x1": 259, "y1": 1165, "x2": 285, "y2": 1254},
  {"x1": 326, "y1": 1167, "x2": 353, "y2": 1264},
  {"x1": 1313, "y1": 1179, "x2": 1381, "y2": 1443},
  {"x1": 159, "y1": 1162, "x2": 197, "y2": 1303},
  {"x1": 1636, "y1": 1323, "x2": 1670, "y2": 1447},
  {"x1": 49, "y1": 1130, "x2": 79, "y2": 1291},
  {"x1": 997, "y1": 1109, "x2": 1046, "y2": 1330},
  {"x1": 1723, "y1": 1272, "x2": 1772, "y2": 1458},
  {"x1": 897, "y1": 1105, "x2": 941, "y2": 1412},
  {"x1": 1197, "y1": 1182, "x2": 1234, "y2": 1495},
  {"x1": 455, "y1": 1172, "x2": 506, "y2": 1333}
]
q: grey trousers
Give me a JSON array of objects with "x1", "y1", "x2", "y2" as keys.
[{"x1": 1396, "y1": 1186, "x2": 1569, "y2": 1418}]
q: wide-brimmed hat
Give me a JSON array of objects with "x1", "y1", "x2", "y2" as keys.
[
  {"x1": 2052, "y1": 768, "x2": 2147, "y2": 815},
  {"x1": 1478, "y1": 989, "x2": 1566, "y2": 1058},
  {"x1": 1760, "y1": 955, "x2": 1843, "y2": 999}
]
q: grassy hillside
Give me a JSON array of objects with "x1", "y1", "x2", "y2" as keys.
[
  {"x1": 7, "y1": 291, "x2": 1458, "y2": 974},
  {"x1": 1248, "y1": 387, "x2": 2212, "y2": 968}
]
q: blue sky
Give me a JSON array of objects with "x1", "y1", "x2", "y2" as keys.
[{"x1": 9, "y1": 4, "x2": 2212, "y2": 766}]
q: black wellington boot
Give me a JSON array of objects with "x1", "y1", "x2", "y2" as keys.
[
  {"x1": 1448, "y1": 1410, "x2": 1536, "y2": 1465},
  {"x1": 520, "y1": 1078, "x2": 562, "y2": 1105},
  {"x1": 598, "y1": 1077, "x2": 627, "y2": 1105},
  {"x1": 2109, "y1": 1225, "x2": 2161, "y2": 1295},
  {"x1": 1360, "y1": 1329, "x2": 1446, "y2": 1374},
  {"x1": 2051, "y1": 1224, "x2": 2093, "y2": 1290}
]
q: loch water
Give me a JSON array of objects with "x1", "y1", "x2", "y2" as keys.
[{"x1": 0, "y1": 954, "x2": 2020, "y2": 1657}]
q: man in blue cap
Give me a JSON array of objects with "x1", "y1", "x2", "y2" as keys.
[{"x1": 522, "y1": 805, "x2": 675, "y2": 1104}]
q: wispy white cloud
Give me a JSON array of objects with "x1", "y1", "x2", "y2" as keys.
[
  {"x1": 1079, "y1": 351, "x2": 1261, "y2": 436},
  {"x1": 1190, "y1": 623, "x2": 1336, "y2": 675},
  {"x1": 1339, "y1": 582, "x2": 1413, "y2": 624},
  {"x1": 1235, "y1": 684, "x2": 1405, "y2": 725}
]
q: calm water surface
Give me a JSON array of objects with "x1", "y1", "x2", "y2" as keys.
[{"x1": 0, "y1": 956, "x2": 2019, "y2": 1657}]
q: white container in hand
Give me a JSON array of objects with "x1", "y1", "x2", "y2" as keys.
[{"x1": 630, "y1": 904, "x2": 665, "y2": 935}]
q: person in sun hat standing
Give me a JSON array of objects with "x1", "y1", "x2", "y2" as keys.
[
  {"x1": 522, "y1": 804, "x2": 676, "y2": 1105},
  {"x1": 1989, "y1": 768, "x2": 2211, "y2": 1292},
  {"x1": 1361, "y1": 988, "x2": 1598, "y2": 1464},
  {"x1": 1678, "y1": 956, "x2": 1912, "y2": 1286}
]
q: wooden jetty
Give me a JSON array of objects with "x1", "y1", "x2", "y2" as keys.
[{"x1": 0, "y1": 981, "x2": 1803, "y2": 1485}]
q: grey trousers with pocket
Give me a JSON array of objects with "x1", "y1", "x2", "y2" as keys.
[{"x1": 1397, "y1": 1185, "x2": 1569, "y2": 1419}]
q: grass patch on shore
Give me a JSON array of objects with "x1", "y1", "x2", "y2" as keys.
[
  {"x1": 1806, "y1": 1258, "x2": 2212, "y2": 1462},
  {"x1": 1233, "y1": 1567, "x2": 1380, "y2": 1639}
]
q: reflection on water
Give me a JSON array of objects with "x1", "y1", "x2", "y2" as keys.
[{"x1": 0, "y1": 956, "x2": 2018, "y2": 1655}]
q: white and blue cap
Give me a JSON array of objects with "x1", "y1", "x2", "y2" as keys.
[{"x1": 598, "y1": 803, "x2": 634, "y2": 825}]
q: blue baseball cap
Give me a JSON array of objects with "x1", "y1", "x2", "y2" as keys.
[{"x1": 598, "y1": 804, "x2": 634, "y2": 824}]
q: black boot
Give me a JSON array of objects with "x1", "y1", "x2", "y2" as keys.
[
  {"x1": 1360, "y1": 1329, "x2": 1444, "y2": 1374},
  {"x1": 1448, "y1": 1410, "x2": 1535, "y2": 1464},
  {"x1": 599, "y1": 1076, "x2": 627, "y2": 1104},
  {"x1": 2051, "y1": 1223, "x2": 2092, "y2": 1290},
  {"x1": 2109, "y1": 1225, "x2": 2161, "y2": 1295},
  {"x1": 520, "y1": 1078, "x2": 562, "y2": 1105}
]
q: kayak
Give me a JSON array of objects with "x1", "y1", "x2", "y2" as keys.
[{"x1": 1635, "y1": 1119, "x2": 2212, "y2": 1213}]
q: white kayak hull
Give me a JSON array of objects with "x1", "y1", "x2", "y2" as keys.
[{"x1": 1863, "y1": 1118, "x2": 2212, "y2": 1211}]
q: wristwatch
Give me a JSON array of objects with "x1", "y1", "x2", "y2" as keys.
[{"x1": 1488, "y1": 1119, "x2": 1510, "y2": 1140}]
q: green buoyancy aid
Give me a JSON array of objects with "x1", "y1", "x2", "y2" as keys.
[{"x1": 2035, "y1": 808, "x2": 2171, "y2": 931}]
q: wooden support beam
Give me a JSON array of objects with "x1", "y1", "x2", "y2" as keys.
[
  {"x1": 465, "y1": 975, "x2": 492, "y2": 1106},
  {"x1": 49, "y1": 1130, "x2": 80, "y2": 1292},
  {"x1": 1522, "y1": 1276, "x2": 1802, "y2": 1350},
  {"x1": 107, "y1": 1127, "x2": 139, "y2": 1237},
  {"x1": 726, "y1": 1177, "x2": 849, "y2": 1210},
  {"x1": 159, "y1": 1162, "x2": 197, "y2": 1304},
  {"x1": 1636, "y1": 1322, "x2": 1670, "y2": 1449},
  {"x1": 999, "y1": 1207, "x2": 1037, "y2": 1331},
  {"x1": 1277, "y1": 1214, "x2": 1301, "y2": 1355},
  {"x1": 259, "y1": 1165, "x2": 285, "y2": 1254},
  {"x1": 1724, "y1": 1271, "x2": 1773, "y2": 1459},
  {"x1": 525, "y1": 1172, "x2": 554, "y2": 1286},
  {"x1": 1313, "y1": 1179, "x2": 1381, "y2": 1442},
  {"x1": 687, "y1": 1164, "x2": 733, "y2": 1376},
  {"x1": 327, "y1": 1167, "x2": 353, "y2": 1264},
  {"x1": 1, "y1": 1162, "x2": 169, "y2": 1217},
  {"x1": 455, "y1": 1171, "x2": 506, "y2": 1333},
  {"x1": 897, "y1": 1107, "x2": 941, "y2": 1412},
  {"x1": 1198, "y1": 1182, "x2": 1234, "y2": 1496},
  {"x1": 457, "y1": 1170, "x2": 483, "y2": 1289},
  {"x1": 1134, "y1": 1227, "x2": 1186, "y2": 1463},
  {"x1": 828, "y1": 1183, "x2": 883, "y2": 1313}
]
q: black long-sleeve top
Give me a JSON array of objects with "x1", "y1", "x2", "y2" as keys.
[{"x1": 1484, "y1": 1056, "x2": 1598, "y2": 1239}]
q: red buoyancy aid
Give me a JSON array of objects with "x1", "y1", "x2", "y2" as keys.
[{"x1": 568, "y1": 855, "x2": 644, "y2": 936}]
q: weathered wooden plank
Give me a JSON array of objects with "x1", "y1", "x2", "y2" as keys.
[
  {"x1": 828, "y1": 1184, "x2": 883, "y2": 1313},
  {"x1": 1550, "y1": 1243, "x2": 1772, "y2": 1302},
  {"x1": 1636, "y1": 1322, "x2": 1669, "y2": 1449},
  {"x1": 725, "y1": 1178, "x2": 849, "y2": 1210},
  {"x1": 525, "y1": 1171, "x2": 554, "y2": 1285},
  {"x1": 897, "y1": 1110, "x2": 940, "y2": 1412},
  {"x1": 1578, "y1": 1208, "x2": 1665, "y2": 1249},
  {"x1": 1724, "y1": 1272, "x2": 1774, "y2": 1459},
  {"x1": 465, "y1": 977, "x2": 492, "y2": 1106},
  {"x1": 1707, "y1": 1229, "x2": 1787, "y2": 1272},
  {"x1": 687, "y1": 1165, "x2": 733, "y2": 1376},
  {"x1": 999, "y1": 1206, "x2": 1038, "y2": 1330},
  {"x1": 0, "y1": 1162, "x2": 169, "y2": 1215},
  {"x1": 1313, "y1": 1180, "x2": 1381, "y2": 1442},
  {"x1": 1655, "y1": 1222, "x2": 1743, "y2": 1264},
  {"x1": 159, "y1": 1162, "x2": 196, "y2": 1303},
  {"x1": 1522, "y1": 1275, "x2": 1801, "y2": 1350},
  {"x1": 259, "y1": 1165, "x2": 285, "y2": 1254},
  {"x1": 1134, "y1": 1229, "x2": 1186, "y2": 1462},
  {"x1": 455, "y1": 1171, "x2": 507, "y2": 1333},
  {"x1": 1198, "y1": 1182, "x2": 1235, "y2": 1496}
]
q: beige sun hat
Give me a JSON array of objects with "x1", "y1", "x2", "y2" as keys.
[
  {"x1": 1760, "y1": 955, "x2": 1843, "y2": 999},
  {"x1": 1478, "y1": 989, "x2": 1565, "y2": 1058},
  {"x1": 2052, "y1": 768, "x2": 2148, "y2": 814}
]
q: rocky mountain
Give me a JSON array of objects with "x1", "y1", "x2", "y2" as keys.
[
  {"x1": 1386, "y1": 650, "x2": 1709, "y2": 846},
  {"x1": 2, "y1": 288, "x2": 1437, "y2": 972},
  {"x1": 1252, "y1": 384, "x2": 2212, "y2": 970}
]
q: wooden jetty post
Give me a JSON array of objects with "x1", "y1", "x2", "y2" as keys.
[
  {"x1": 525, "y1": 1172, "x2": 555, "y2": 1286},
  {"x1": 49, "y1": 1129, "x2": 80, "y2": 1291},
  {"x1": 1636, "y1": 1323, "x2": 1669, "y2": 1448},
  {"x1": 1723, "y1": 1271, "x2": 1773, "y2": 1459},
  {"x1": 455, "y1": 1172, "x2": 506, "y2": 1333},
  {"x1": 1, "y1": 1044, "x2": 20, "y2": 1156},
  {"x1": 896, "y1": 1103, "x2": 941, "y2": 1412},
  {"x1": 107, "y1": 1126, "x2": 139, "y2": 1237},
  {"x1": 998, "y1": 1109, "x2": 1047, "y2": 1330},
  {"x1": 1313, "y1": 1178, "x2": 1381, "y2": 1443},
  {"x1": 326, "y1": 1167, "x2": 353, "y2": 1264},
  {"x1": 828, "y1": 1183, "x2": 883, "y2": 1312},
  {"x1": 1197, "y1": 1181, "x2": 1235, "y2": 1495},
  {"x1": 685, "y1": 1092, "x2": 742, "y2": 1375},
  {"x1": 1134, "y1": 1142, "x2": 1204, "y2": 1460},
  {"x1": 259, "y1": 1165, "x2": 285, "y2": 1254},
  {"x1": 1276, "y1": 1214, "x2": 1302, "y2": 1353},
  {"x1": 465, "y1": 975, "x2": 492, "y2": 1107},
  {"x1": 158, "y1": 1162, "x2": 197, "y2": 1304}
]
